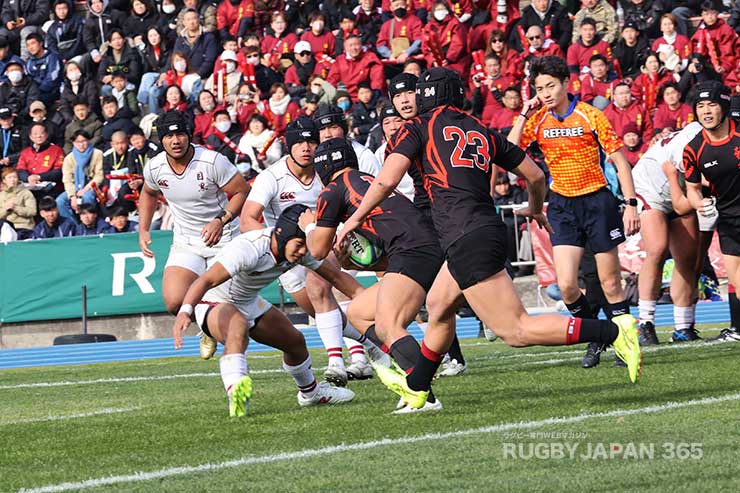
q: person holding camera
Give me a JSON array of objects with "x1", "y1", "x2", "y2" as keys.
[{"x1": 679, "y1": 53, "x2": 722, "y2": 95}]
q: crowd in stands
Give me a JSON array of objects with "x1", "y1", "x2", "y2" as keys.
[{"x1": 0, "y1": 0, "x2": 738, "y2": 243}]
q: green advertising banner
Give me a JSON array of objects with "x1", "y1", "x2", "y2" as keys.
[{"x1": 0, "y1": 232, "x2": 378, "y2": 324}]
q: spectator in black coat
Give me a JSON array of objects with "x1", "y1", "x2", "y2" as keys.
[
  {"x1": 83, "y1": 0, "x2": 125, "y2": 66},
  {"x1": 46, "y1": 0, "x2": 85, "y2": 63},
  {"x1": 0, "y1": 105, "x2": 24, "y2": 167},
  {"x1": 0, "y1": 37, "x2": 23, "y2": 82},
  {"x1": 350, "y1": 82, "x2": 381, "y2": 146},
  {"x1": 123, "y1": 0, "x2": 159, "y2": 46},
  {"x1": 173, "y1": 9, "x2": 218, "y2": 80},
  {"x1": 100, "y1": 96, "x2": 136, "y2": 146},
  {"x1": 24, "y1": 100, "x2": 64, "y2": 147},
  {"x1": 98, "y1": 29, "x2": 143, "y2": 89},
  {"x1": 157, "y1": 0, "x2": 181, "y2": 46},
  {"x1": 612, "y1": 21, "x2": 650, "y2": 81},
  {"x1": 59, "y1": 61, "x2": 101, "y2": 123},
  {"x1": 33, "y1": 195, "x2": 75, "y2": 238},
  {"x1": 678, "y1": 53, "x2": 722, "y2": 95},
  {"x1": 517, "y1": 0, "x2": 573, "y2": 54},
  {"x1": 0, "y1": 0, "x2": 50, "y2": 60},
  {"x1": 0, "y1": 60, "x2": 40, "y2": 116}
]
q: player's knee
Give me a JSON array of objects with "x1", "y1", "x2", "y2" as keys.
[
  {"x1": 558, "y1": 284, "x2": 582, "y2": 303},
  {"x1": 284, "y1": 330, "x2": 308, "y2": 358},
  {"x1": 500, "y1": 315, "x2": 534, "y2": 347},
  {"x1": 600, "y1": 276, "x2": 622, "y2": 297},
  {"x1": 426, "y1": 296, "x2": 456, "y2": 324}
]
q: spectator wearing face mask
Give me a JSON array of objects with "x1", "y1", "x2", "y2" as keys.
[
  {"x1": 243, "y1": 45, "x2": 281, "y2": 101},
  {"x1": 205, "y1": 109, "x2": 245, "y2": 164},
  {"x1": 376, "y1": 0, "x2": 424, "y2": 66},
  {"x1": 205, "y1": 50, "x2": 243, "y2": 106},
  {"x1": 0, "y1": 37, "x2": 23, "y2": 80},
  {"x1": 0, "y1": 60, "x2": 41, "y2": 115},
  {"x1": 301, "y1": 11, "x2": 335, "y2": 57},
  {"x1": 193, "y1": 90, "x2": 222, "y2": 145},
  {"x1": 59, "y1": 61, "x2": 100, "y2": 124},
  {"x1": 284, "y1": 41, "x2": 325, "y2": 99},
  {"x1": 422, "y1": 0, "x2": 470, "y2": 80},
  {"x1": 327, "y1": 32, "x2": 385, "y2": 100}
]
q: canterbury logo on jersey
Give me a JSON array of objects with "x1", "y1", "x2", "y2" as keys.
[
  {"x1": 543, "y1": 127, "x2": 585, "y2": 138},
  {"x1": 157, "y1": 179, "x2": 169, "y2": 188},
  {"x1": 279, "y1": 191, "x2": 296, "y2": 201}
]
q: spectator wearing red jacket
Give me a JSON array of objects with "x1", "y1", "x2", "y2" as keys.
[
  {"x1": 471, "y1": 53, "x2": 518, "y2": 123},
  {"x1": 261, "y1": 82, "x2": 301, "y2": 137},
  {"x1": 580, "y1": 54, "x2": 617, "y2": 107},
  {"x1": 301, "y1": 12, "x2": 336, "y2": 57},
  {"x1": 422, "y1": 0, "x2": 470, "y2": 78},
  {"x1": 16, "y1": 123, "x2": 64, "y2": 191},
  {"x1": 621, "y1": 123, "x2": 648, "y2": 167},
  {"x1": 652, "y1": 14, "x2": 691, "y2": 68},
  {"x1": 652, "y1": 82, "x2": 694, "y2": 131},
  {"x1": 690, "y1": 2, "x2": 737, "y2": 76},
  {"x1": 567, "y1": 17, "x2": 612, "y2": 76},
  {"x1": 489, "y1": 87, "x2": 522, "y2": 132},
  {"x1": 630, "y1": 52, "x2": 677, "y2": 113},
  {"x1": 603, "y1": 82, "x2": 654, "y2": 142},
  {"x1": 485, "y1": 29, "x2": 523, "y2": 80},
  {"x1": 327, "y1": 33, "x2": 385, "y2": 99},
  {"x1": 522, "y1": 25, "x2": 564, "y2": 59},
  {"x1": 377, "y1": 0, "x2": 424, "y2": 64},
  {"x1": 193, "y1": 90, "x2": 223, "y2": 144},
  {"x1": 216, "y1": 0, "x2": 254, "y2": 40},
  {"x1": 261, "y1": 12, "x2": 298, "y2": 62}
]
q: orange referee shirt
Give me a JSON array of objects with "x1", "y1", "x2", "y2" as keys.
[{"x1": 519, "y1": 100, "x2": 623, "y2": 197}]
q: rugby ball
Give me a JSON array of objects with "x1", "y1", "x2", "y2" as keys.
[{"x1": 347, "y1": 231, "x2": 383, "y2": 268}]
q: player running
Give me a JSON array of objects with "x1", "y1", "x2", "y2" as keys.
[
  {"x1": 240, "y1": 117, "x2": 380, "y2": 386},
  {"x1": 300, "y1": 138, "x2": 449, "y2": 413},
  {"x1": 338, "y1": 68, "x2": 642, "y2": 410},
  {"x1": 683, "y1": 81, "x2": 740, "y2": 342},
  {"x1": 508, "y1": 56, "x2": 642, "y2": 368},
  {"x1": 138, "y1": 111, "x2": 250, "y2": 358},
  {"x1": 172, "y1": 205, "x2": 359, "y2": 416},
  {"x1": 631, "y1": 122, "x2": 704, "y2": 344}
]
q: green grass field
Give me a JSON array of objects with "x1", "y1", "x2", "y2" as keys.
[{"x1": 2, "y1": 325, "x2": 740, "y2": 492}]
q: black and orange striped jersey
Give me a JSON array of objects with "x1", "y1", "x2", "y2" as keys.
[
  {"x1": 388, "y1": 106, "x2": 526, "y2": 250},
  {"x1": 385, "y1": 139, "x2": 432, "y2": 213},
  {"x1": 315, "y1": 169, "x2": 439, "y2": 257},
  {"x1": 683, "y1": 120, "x2": 740, "y2": 217}
]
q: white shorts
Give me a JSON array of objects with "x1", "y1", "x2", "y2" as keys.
[
  {"x1": 278, "y1": 264, "x2": 307, "y2": 294},
  {"x1": 196, "y1": 292, "x2": 273, "y2": 332},
  {"x1": 698, "y1": 210, "x2": 717, "y2": 232},
  {"x1": 633, "y1": 158, "x2": 674, "y2": 215},
  {"x1": 165, "y1": 241, "x2": 222, "y2": 275}
]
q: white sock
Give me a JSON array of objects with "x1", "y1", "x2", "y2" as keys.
[
  {"x1": 638, "y1": 299, "x2": 656, "y2": 325},
  {"x1": 674, "y1": 304, "x2": 696, "y2": 331},
  {"x1": 314, "y1": 308, "x2": 345, "y2": 368},
  {"x1": 219, "y1": 353, "x2": 247, "y2": 393},
  {"x1": 283, "y1": 357, "x2": 317, "y2": 397},
  {"x1": 344, "y1": 337, "x2": 367, "y2": 363}
]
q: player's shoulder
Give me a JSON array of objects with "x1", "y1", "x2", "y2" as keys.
[
  {"x1": 263, "y1": 156, "x2": 289, "y2": 177},
  {"x1": 191, "y1": 145, "x2": 228, "y2": 166},
  {"x1": 573, "y1": 101, "x2": 608, "y2": 123},
  {"x1": 145, "y1": 150, "x2": 168, "y2": 170},
  {"x1": 230, "y1": 228, "x2": 273, "y2": 253}
]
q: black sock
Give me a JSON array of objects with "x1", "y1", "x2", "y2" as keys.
[
  {"x1": 566, "y1": 318, "x2": 619, "y2": 345},
  {"x1": 407, "y1": 342, "x2": 443, "y2": 392},
  {"x1": 446, "y1": 335, "x2": 465, "y2": 365},
  {"x1": 605, "y1": 300, "x2": 630, "y2": 319},
  {"x1": 389, "y1": 335, "x2": 421, "y2": 373},
  {"x1": 730, "y1": 291, "x2": 740, "y2": 329},
  {"x1": 365, "y1": 325, "x2": 384, "y2": 349},
  {"x1": 565, "y1": 294, "x2": 596, "y2": 319}
]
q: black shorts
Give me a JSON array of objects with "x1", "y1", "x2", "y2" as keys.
[
  {"x1": 386, "y1": 243, "x2": 444, "y2": 292},
  {"x1": 717, "y1": 217, "x2": 740, "y2": 256},
  {"x1": 446, "y1": 225, "x2": 508, "y2": 290},
  {"x1": 548, "y1": 188, "x2": 625, "y2": 253}
]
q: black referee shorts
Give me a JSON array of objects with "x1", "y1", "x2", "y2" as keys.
[
  {"x1": 548, "y1": 188, "x2": 625, "y2": 253},
  {"x1": 386, "y1": 243, "x2": 444, "y2": 292},
  {"x1": 446, "y1": 225, "x2": 508, "y2": 290}
]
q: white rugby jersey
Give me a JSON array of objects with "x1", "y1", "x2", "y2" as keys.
[
  {"x1": 215, "y1": 228, "x2": 322, "y2": 303},
  {"x1": 144, "y1": 145, "x2": 238, "y2": 245},
  {"x1": 632, "y1": 122, "x2": 703, "y2": 201},
  {"x1": 247, "y1": 156, "x2": 324, "y2": 226},
  {"x1": 352, "y1": 140, "x2": 381, "y2": 177}
]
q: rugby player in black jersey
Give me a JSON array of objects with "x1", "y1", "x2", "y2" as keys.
[
  {"x1": 684, "y1": 81, "x2": 740, "y2": 342},
  {"x1": 300, "y1": 137, "x2": 449, "y2": 413},
  {"x1": 338, "y1": 68, "x2": 643, "y2": 408}
]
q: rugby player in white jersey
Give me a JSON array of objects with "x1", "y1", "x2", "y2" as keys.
[
  {"x1": 240, "y1": 117, "x2": 381, "y2": 386},
  {"x1": 139, "y1": 111, "x2": 250, "y2": 356},
  {"x1": 631, "y1": 122, "x2": 704, "y2": 344},
  {"x1": 172, "y1": 205, "x2": 358, "y2": 416}
]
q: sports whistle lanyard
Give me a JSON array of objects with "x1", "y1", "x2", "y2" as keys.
[
  {"x1": 112, "y1": 151, "x2": 125, "y2": 170},
  {"x1": 1, "y1": 129, "x2": 10, "y2": 158}
]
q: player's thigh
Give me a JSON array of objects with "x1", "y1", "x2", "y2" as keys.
[
  {"x1": 250, "y1": 307, "x2": 308, "y2": 355},
  {"x1": 462, "y1": 269, "x2": 527, "y2": 342},
  {"x1": 640, "y1": 209, "x2": 669, "y2": 258},
  {"x1": 669, "y1": 214, "x2": 699, "y2": 272},
  {"x1": 426, "y1": 262, "x2": 466, "y2": 323},
  {"x1": 163, "y1": 243, "x2": 209, "y2": 308},
  {"x1": 346, "y1": 282, "x2": 379, "y2": 332},
  {"x1": 204, "y1": 303, "x2": 249, "y2": 346},
  {"x1": 723, "y1": 255, "x2": 740, "y2": 289},
  {"x1": 376, "y1": 273, "x2": 427, "y2": 330}
]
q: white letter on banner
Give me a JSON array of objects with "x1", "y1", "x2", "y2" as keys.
[{"x1": 111, "y1": 253, "x2": 156, "y2": 296}]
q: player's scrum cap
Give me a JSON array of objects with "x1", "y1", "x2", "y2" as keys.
[
  {"x1": 313, "y1": 104, "x2": 348, "y2": 132},
  {"x1": 285, "y1": 116, "x2": 319, "y2": 149},
  {"x1": 389, "y1": 73, "x2": 418, "y2": 98},
  {"x1": 415, "y1": 67, "x2": 464, "y2": 115},
  {"x1": 274, "y1": 204, "x2": 309, "y2": 261},
  {"x1": 313, "y1": 137, "x2": 358, "y2": 185},
  {"x1": 380, "y1": 105, "x2": 400, "y2": 122},
  {"x1": 156, "y1": 110, "x2": 191, "y2": 140},
  {"x1": 693, "y1": 81, "x2": 731, "y2": 113}
]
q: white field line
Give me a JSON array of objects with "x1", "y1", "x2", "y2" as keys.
[
  {"x1": 0, "y1": 407, "x2": 142, "y2": 426},
  {"x1": 4, "y1": 341, "x2": 733, "y2": 390},
  {"x1": 18, "y1": 392, "x2": 740, "y2": 493}
]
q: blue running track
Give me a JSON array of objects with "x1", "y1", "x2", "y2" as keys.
[{"x1": 0, "y1": 303, "x2": 729, "y2": 370}]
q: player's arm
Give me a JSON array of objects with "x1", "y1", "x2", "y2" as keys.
[
  {"x1": 138, "y1": 183, "x2": 160, "y2": 257},
  {"x1": 507, "y1": 98, "x2": 540, "y2": 147},
  {"x1": 202, "y1": 173, "x2": 251, "y2": 246},
  {"x1": 661, "y1": 160, "x2": 693, "y2": 215},
  {"x1": 172, "y1": 263, "x2": 231, "y2": 349},
  {"x1": 337, "y1": 152, "x2": 410, "y2": 248},
  {"x1": 686, "y1": 181, "x2": 717, "y2": 217},
  {"x1": 609, "y1": 150, "x2": 640, "y2": 236},
  {"x1": 313, "y1": 260, "x2": 364, "y2": 300},
  {"x1": 239, "y1": 200, "x2": 266, "y2": 232}
]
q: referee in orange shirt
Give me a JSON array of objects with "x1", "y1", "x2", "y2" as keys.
[{"x1": 508, "y1": 56, "x2": 641, "y2": 368}]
